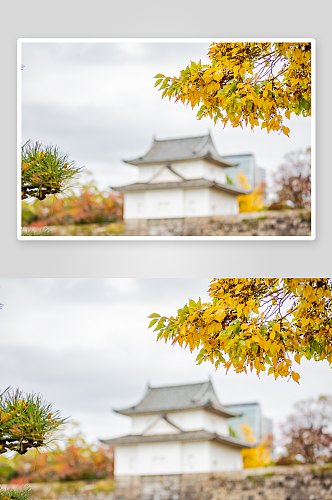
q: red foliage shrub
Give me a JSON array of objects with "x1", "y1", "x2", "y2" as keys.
[
  {"x1": 9, "y1": 444, "x2": 114, "y2": 483},
  {"x1": 22, "y1": 187, "x2": 123, "y2": 227}
]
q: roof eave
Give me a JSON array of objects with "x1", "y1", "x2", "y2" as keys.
[
  {"x1": 122, "y1": 159, "x2": 146, "y2": 166},
  {"x1": 110, "y1": 180, "x2": 212, "y2": 192},
  {"x1": 206, "y1": 154, "x2": 238, "y2": 168},
  {"x1": 213, "y1": 183, "x2": 251, "y2": 196},
  {"x1": 122, "y1": 155, "x2": 233, "y2": 168},
  {"x1": 113, "y1": 403, "x2": 240, "y2": 418},
  {"x1": 110, "y1": 180, "x2": 250, "y2": 195},
  {"x1": 99, "y1": 432, "x2": 255, "y2": 448},
  {"x1": 203, "y1": 403, "x2": 241, "y2": 419},
  {"x1": 214, "y1": 435, "x2": 256, "y2": 449},
  {"x1": 113, "y1": 408, "x2": 136, "y2": 416}
]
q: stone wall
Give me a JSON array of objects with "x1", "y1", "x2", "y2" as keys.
[
  {"x1": 124, "y1": 209, "x2": 311, "y2": 237},
  {"x1": 22, "y1": 223, "x2": 124, "y2": 237},
  {"x1": 1, "y1": 480, "x2": 115, "y2": 500},
  {"x1": 4, "y1": 466, "x2": 332, "y2": 500},
  {"x1": 114, "y1": 464, "x2": 332, "y2": 500}
]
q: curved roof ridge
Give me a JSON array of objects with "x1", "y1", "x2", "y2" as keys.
[
  {"x1": 191, "y1": 380, "x2": 212, "y2": 403},
  {"x1": 113, "y1": 380, "x2": 241, "y2": 418},
  {"x1": 154, "y1": 133, "x2": 209, "y2": 143},
  {"x1": 193, "y1": 134, "x2": 211, "y2": 154},
  {"x1": 148, "y1": 380, "x2": 207, "y2": 390},
  {"x1": 122, "y1": 133, "x2": 234, "y2": 168}
]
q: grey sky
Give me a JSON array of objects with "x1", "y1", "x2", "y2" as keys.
[
  {"x1": 1, "y1": 278, "x2": 329, "y2": 446},
  {"x1": 20, "y1": 40, "x2": 312, "y2": 192}
]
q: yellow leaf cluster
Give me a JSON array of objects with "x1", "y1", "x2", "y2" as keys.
[
  {"x1": 149, "y1": 279, "x2": 332, "y2": 383},
  {"x1": 235, "y1": 171, "x2": 265, "y2": 213},
  {"x1": 240, "y1": 423, "x2": 272, "y2": 468},
  {"x1": 155, "y1": 42, "x2": 311, "y2": 135}
]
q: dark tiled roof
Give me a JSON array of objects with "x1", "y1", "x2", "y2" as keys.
[
  {"x1": 112, "y1": 178, "x2": 248, "y2": 195},
  {"x1": 100, "y1": 430, "x2": 253, "y2": 449},
  {"x1": 114, "y1": 381, "x2": 240, "y2": 418},
  {"x1": 226, "y1": 402, "x2": 260, "y2": 408},
  {"x1": 123, "y1": 134, "x2": 237, "y2": 168}
]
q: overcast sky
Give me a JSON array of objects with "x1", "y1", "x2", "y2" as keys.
[
  {"x1": 1, "y1": 278, "x2": 330, "y2": 446},
  {"x1": 20, "y1": 40, "x2": 312, "y2": 192}
]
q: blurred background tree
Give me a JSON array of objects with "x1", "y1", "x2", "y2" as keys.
[
  {"x1": 231, "y1": 147, "x2": 311, "y2": 214},
  {"x1": 235, "y1": 171, "x2": 265, "y2": 213},
  {"x1": 240, "y1": 423, "x2": 273, "y2": 468},
  {"x1": 21, "y1": 174, "x2": 123, "y2": 229},
  {"x1": 6, "y1": 422, "x2": 113, "y2": 484},
  {"x1": 276, "y1": 395, "x2": 332, "y2": 465},
  {"x1": 268, "y1": 148, "x2": 311, "y2": 210}
]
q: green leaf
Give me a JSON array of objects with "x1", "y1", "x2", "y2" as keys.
[
  {"x1": 148, "y1": 318, "x2": 158, "y2": 328},
  {"x1": 233, "y1": 323, "x2": 241, "y2": 334},
  {"x1": 312, "y1": 340, "x2": 322, "y2": 355},
  {"x1": 154, "y1": 74, "x2": 165, "y2": 78},
  {"x1": 303, "y1": 99, "x2": 310, "y2": 112},
  {"x1": 149, "y1": 313, "x2": 160, "y2": 318}
]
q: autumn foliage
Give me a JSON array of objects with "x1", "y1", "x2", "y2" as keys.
[
  {"x1": 277, "y1": 396, "x2": 332, "y2": 465},
  {"x1": 270, "y1": 148, "x2": 311, "y2": 209},
  {"x1": 149, "y1": 279, "x2": 332, "y2": 383},
  {"x1": 8, "y1": 425, "x2": 114, "y2": 484},
  {"x1": 240, "y1": 423, "x2": 272, "y2": 468},
  {"x1": 9, "y1": 444, "x2": 114, "y2": 484},
  {"x1": 155, "y1": 42, "x2": 311, "y2": 134},
  {"x1": 22, "y1": 186, "x2": 123, "y2": 227},
  {"x1": 235, "y1": 172, "x2": 265, "y2": 213}
]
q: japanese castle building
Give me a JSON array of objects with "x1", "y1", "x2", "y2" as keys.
[
  {"x1": 101, "y1": 380, "x2": 254, "y2": 477},
  {"x1": 114, "y1": 134, "x2": 253, "y2": 235}
]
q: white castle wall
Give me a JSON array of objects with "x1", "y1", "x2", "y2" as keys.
[
  {"x1": 114, "y1": 440, "x2": 242, "y2": 476},
  {"x1": 124, "y1": 187, "x2": 238, "y2": 219}
]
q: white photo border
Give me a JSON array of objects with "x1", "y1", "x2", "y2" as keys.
[{"x1": 17, "y1": 38, "x2": 316, "y2": 241}]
